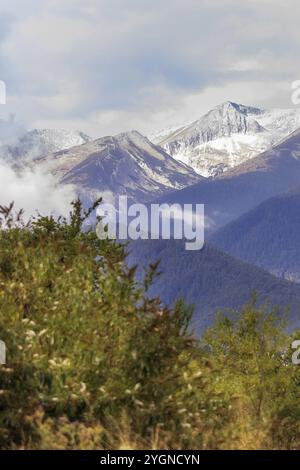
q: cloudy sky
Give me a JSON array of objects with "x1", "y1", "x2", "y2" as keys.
[{"x1": 0, "y1": 0, "x2": 299, "y2": 137}]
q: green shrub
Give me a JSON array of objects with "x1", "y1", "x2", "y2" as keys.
[{"x1": 0, "y1": 200, "x2": 300, "y2": 449}]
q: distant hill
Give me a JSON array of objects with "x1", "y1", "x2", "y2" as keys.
[
  {"x1": 211, "y1": 188, "x2": 300, "y2": 283},
  {"x1": 127, "y1": 239, "x2": 300, "y2": 333}
]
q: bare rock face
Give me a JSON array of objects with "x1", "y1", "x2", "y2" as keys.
[{"x1": 39, "y1": 130, "x2": 202, "y2": 204}]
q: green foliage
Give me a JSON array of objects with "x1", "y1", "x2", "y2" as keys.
[
  {"x1": 0, "y1": 200, "x2": 300, "y2": 449},
  {"x1": 202, "y1": 299, "x2": 300, "y2": 449},
  {"x1": 0, "y1": 200, "x2": 216, "y2": 449}
]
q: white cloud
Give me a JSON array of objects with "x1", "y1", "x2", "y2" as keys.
[
  {"x1": 0, "y1": 0, "x2": 299, "y2": 135},
  {"x1": 0, "y1": 159, "x2": 75, "y2": 218}
]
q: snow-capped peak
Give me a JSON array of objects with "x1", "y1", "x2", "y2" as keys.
[
  {"x1": 150, "y1": 102, "x2": 300, "y2": 177},
  {"x1": 4, "y1": 128, "x2": 91, "y2": 161},
  {"x1": 219, "y1": 101, "x2": 265, "y2": 116}
]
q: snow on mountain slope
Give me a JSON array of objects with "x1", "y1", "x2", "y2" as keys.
[
  {"x1": 151, "y1": 101, "x2": 300, "y2": 177},
  {"x1": 5, "y1": 128, "x2": 91, "y2": 160},
  {"x1": 40, "y1": 130, "x2": 202, "y2": 204}
]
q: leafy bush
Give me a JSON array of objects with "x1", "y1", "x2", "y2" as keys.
[{"x1": 0, "y1": 200, "x2": 299, "y2": 449}]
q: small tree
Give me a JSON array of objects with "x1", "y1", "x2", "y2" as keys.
[{"x1": 202, "y1": 298, "x2": 300, "y2": 449}]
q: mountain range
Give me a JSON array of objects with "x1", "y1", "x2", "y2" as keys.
[
  {"x1": 151, "y1": 101, "x2": 300, "y2": 177},
  {"x1": 3, "y1": 102, "x2": 300, "y2": 332},
  {"x1": 39, "y1": 130, "x2": 201, "y2": 204}
]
